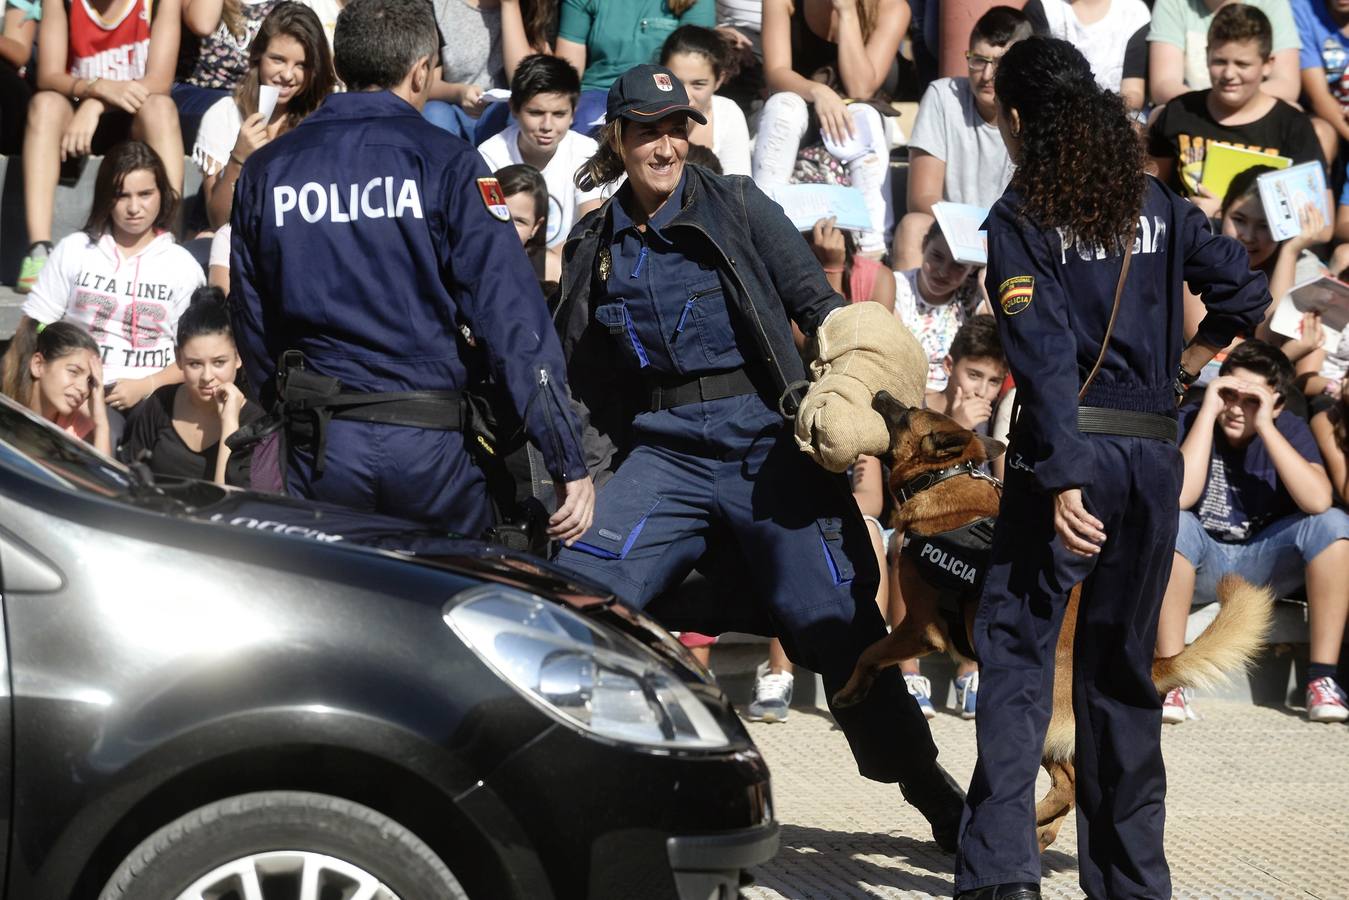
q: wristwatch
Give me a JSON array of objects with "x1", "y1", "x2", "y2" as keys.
[{"x1": 1174, "y1": 362, "x2": 1200, "y2": 402}]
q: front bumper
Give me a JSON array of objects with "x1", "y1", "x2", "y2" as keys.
[{"x1": 668, "y1": 821, "x2": 780, "y2": 900}]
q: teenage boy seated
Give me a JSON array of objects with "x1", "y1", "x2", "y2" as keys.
[
  {"x1": 1149, "y1": 4, "x2": 1331, "y2": 232},
  {"x1": 478, "y1": 54, "x2": 604, "y2": 282},
  {"x1": 893, "y1": 6, "x2": 1031, "y2": 269},
  {"x1": 1156, "y1": 341, "x2": 1349, "y2": 725},
  {"x1": 895, "y1": 314, "x2": 1008, "y2": 721},
  {"x1": 1147, "y1": 0, "x2": 1303, "y2": 106}
]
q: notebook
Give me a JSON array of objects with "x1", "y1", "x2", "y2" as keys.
[{"x1": 1200, "y1": 143, "x2": 1291, "y2": 204}]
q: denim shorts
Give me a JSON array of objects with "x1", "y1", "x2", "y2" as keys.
[{"x1": 1176, "y1": 508, "x2": 1349, "y2": 605}]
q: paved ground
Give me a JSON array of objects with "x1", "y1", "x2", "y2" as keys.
[{"x1": 740, "y1": 699, "x2": 1349, "y2": 899}]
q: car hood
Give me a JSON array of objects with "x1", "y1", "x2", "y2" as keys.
[{"x1": 185, "y1": 487, "x2": 712, "y2": 683}]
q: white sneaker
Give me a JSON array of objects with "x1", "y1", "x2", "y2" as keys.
[
  {"x1": 1162, "y1": 687, "x2": 1197, "y2": 724},
  {"x1": 904, "y1": 672, "x2": 936, "y2": 720},
  {"x1": 747, "y1": 662, "x2": 794, "y2": 722}
]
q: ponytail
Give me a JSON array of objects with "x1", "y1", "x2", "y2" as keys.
[
  {"x1": 576, "y1": 119, "x2": 626, "y2": 192},
  {"x1": 0, "y1": 318, "x2": 38, "y2": 401}
]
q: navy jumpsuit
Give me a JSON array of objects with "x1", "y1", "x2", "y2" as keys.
[
  {"x1": 953, "y1": 177, "x2": 1268, "y2": 897},
  {"x1": 230, "y1": 91, "x2": 587, "y2": 535},
  {"x1": 554, "y1": 170, "x2": 947, "y2": 790}
]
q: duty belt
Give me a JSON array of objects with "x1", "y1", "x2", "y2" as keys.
[
  {"x1": 272, "y1": 355, "x2": 468, "y2": 475},
  {"x1": 645, "y1": 366, "x2": 757, "y2": 411},
  {"x1": 1077, "y1": 406, "x2": 1177, "y2": 443}
]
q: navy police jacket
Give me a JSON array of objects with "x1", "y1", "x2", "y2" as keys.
[
  {"x1": 230, "y1": 91, "x2": 587, "y2": 483},
  {"x1": 985, "y1": 176, "x2": 1269, "y2": 493}
]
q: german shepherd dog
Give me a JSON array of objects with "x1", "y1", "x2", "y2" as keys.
[{"x1": 834, "y1": 392, "x2": 1274, "y2": 850}]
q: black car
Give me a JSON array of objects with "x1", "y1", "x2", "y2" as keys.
[{"x1": 0, "y1": 395, "x2": 777, "y2": 900}]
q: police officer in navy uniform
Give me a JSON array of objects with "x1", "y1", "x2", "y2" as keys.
[
  {"x1": 952, "y1": 39, "x2": 1269, "y2": 900},
  {"x1": 230, "y1": 0, "x2": 594, "y2": 542},
  {"x1": 550, "y1": 65, "x2": 968, "y2": 848}
]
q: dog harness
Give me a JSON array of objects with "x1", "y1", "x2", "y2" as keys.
[{"x1": 895, "y1": 460, "x2": 1002, "y2": 660}]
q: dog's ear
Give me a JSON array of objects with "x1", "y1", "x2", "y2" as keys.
[
  {"x1": 920, "y1": 429, "x2": 969, "y2": 461},
  {"x1": 978, "y1": 435, "x2": 1006, "y2": 461}
]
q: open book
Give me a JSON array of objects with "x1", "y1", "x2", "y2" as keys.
[
  {"x1": 1269, "y1": 275, "x2": 1349, "y2": 352},
  {"x1": 1257, "y1": 162, "x2": 1330, "y2": 242},
  {"x1": 931, "y1": 202, "x2": 989, "y2": 266}
]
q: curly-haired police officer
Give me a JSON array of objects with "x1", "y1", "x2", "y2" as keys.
[
  {"x1": 230, "y1": 0, "x2": 593, "y2": 541},
  {"x1": 953, "y1": 38, "x2": 1270, "y2": 900}
]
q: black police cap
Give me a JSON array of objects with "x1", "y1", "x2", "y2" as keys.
[{"x1": 606, "y1": 64, "x2": 708, "y2": 126}]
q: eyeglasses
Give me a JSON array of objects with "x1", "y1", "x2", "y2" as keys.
[{"x1": 966, "y1": 52, "x2": 1002, "y2": 72}]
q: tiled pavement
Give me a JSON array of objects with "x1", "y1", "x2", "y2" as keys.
[{"x1": 741, "y1": 699, "x2": 1348, "y2": 899}]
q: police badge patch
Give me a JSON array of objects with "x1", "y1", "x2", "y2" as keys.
[
  {"x1": 998, "y1": 275, "x2": 1034, "y2": 315},
  {"x1": 476, "y1": 177, "x2": 511, "y2": 222}
]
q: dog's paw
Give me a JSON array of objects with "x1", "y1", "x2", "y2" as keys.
[{"x1": 831, "y1": 687, "x2": 863, "y2": 708}]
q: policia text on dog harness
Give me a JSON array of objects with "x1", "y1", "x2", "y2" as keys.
[{"x1": 895, "y1": 460, "x2": 1002, "y2": 660}]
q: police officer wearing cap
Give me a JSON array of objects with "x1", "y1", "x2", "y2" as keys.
[
  {"x1": 953, "y1": 39, "x2": 1269, "y2": 900},
  {"x1": 550, "y1": 64, "x2": 968, "y2": 847},
  {"x1": 230, "y1": 0, "x2": 594, "y2": 542}
]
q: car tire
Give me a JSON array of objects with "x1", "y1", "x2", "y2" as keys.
[{"x1": 98, "y1": 790, "x2": 470, "y2": 900}]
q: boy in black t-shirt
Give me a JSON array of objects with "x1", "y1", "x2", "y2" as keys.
[
  {"x1": 1148, "y1": 4, "x2": 1329, "y2": 224},
  {"x1": 1155, "y1": 342, "x2": 1349, "y2": 724}
]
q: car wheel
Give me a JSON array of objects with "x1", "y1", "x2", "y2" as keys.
[{"x1": 99, "y1": 790, "x2": 470, "y2": 900}]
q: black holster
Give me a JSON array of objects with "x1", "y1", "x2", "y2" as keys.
[{"x1": 274, "y1": 352, "x2": 466, "y2": 476}]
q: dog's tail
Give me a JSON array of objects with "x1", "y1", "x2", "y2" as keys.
[{"x1": 1152, "y1": 574, "x2": 1274, "y2": 694}]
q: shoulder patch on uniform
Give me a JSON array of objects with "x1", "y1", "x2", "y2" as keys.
[
  {"x1": 998, "y1": 275, "x2": 1034, "y2": 316},
  {"x1": 477, "y1": 177, "x2": 511, "y2": 222}
]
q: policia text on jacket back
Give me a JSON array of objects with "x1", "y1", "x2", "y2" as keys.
[{"x1": 229, "y1": 0, "x2": 594, "y2": 542}]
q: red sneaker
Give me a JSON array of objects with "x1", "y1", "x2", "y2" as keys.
[{"x1": 1306, "y1": 676, "x2": 1349, "y2": 723}]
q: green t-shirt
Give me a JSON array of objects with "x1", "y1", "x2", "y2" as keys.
[
  {"x1": 558, "y1": 0, "x2": 716, "y2": 92},
  {"x1": 1146, "y1": 0, "x2": 1300, "y2": 91}
]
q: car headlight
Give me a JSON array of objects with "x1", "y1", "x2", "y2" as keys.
[{"x1": 444, "y1": 586, "x2": 731, "y2": 751}]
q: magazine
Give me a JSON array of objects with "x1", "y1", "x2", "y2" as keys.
[
  {"x1": 1269, "y1": 275, "x2": 1349, "y2": 353},
  {"x1": 766, "y1": 184, "x2": 872, "y2": 233}
]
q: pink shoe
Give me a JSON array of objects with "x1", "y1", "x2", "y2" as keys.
[
  {"x1": 1306, "y1": 676, "x2": 1349, "y2": 723},
  {"x1": 1162, "y1": 687, "x2": 1194, "y2": 724}
]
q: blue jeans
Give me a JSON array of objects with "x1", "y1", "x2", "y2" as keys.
[
  {"x1": 423, "y1": 100, "x2": 512, "y2": 146},
  {"x1": 572, "y1": 89, "x2": 607, "y2": 136},
  {"x1": 1176, "y1": 508, "x2": 1349, "y2": 604}
]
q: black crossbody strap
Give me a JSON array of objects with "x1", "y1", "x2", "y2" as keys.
[{"x1": 1078, "y1": 241, "x2": 1133, "y2": 402}]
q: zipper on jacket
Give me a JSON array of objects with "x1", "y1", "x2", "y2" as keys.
[
  {"x1": 673, "y1": 286, "x2": 717, "y2": 337},
  {"x1": 536, "y1": 367, "x2": 584, "y2": 480},
  {"x1": 621, "y1": 303, "x2": 651, "y2": 367}
]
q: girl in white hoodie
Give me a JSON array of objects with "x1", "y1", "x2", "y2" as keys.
[{"x1": 5, "y1": 141, "x2": 205, "y2": 439}]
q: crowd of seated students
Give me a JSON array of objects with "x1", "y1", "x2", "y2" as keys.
[{"x1": 1, "y1": 0, "x2": 1346, "y2": 724}]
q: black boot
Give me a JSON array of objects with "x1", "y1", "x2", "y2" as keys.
[
  {"x1": 899, "y1": 762, "x2": 965, "y2": 852},
  {"x1": 955, "y1": 884, "x2": 1041, "y2": 900}
]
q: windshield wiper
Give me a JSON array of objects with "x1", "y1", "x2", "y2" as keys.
[{"x1": 122, "y1": 461, "x2": 191, "y2": 513}]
